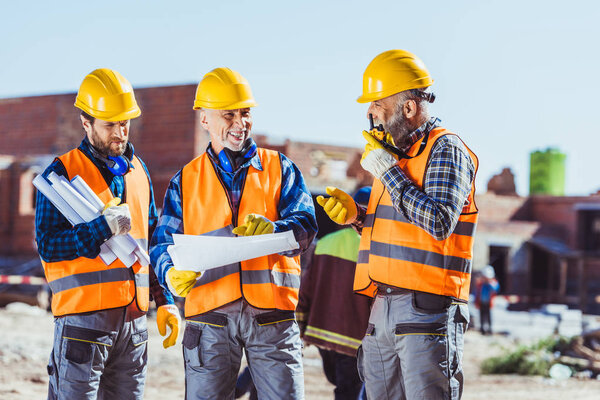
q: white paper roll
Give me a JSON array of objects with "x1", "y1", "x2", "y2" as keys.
[
  {"x1": 70, "y1": 176, "x2": 105, "y2": 211},
  {"x1": 168, "y1": 230, "x2": 299, "y2": 272}
]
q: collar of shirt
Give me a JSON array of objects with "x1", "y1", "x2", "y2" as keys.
[
  {"x1": 398, "y1": 117, "x2": 442, "y2": 153},
  {"x1": 205, "y1": 141, "x2": 263, "y2": 172}
]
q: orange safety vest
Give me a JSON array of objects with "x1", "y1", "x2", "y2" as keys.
[
  {"x1": 41, "y1": 148, "x2": 150, "y2": 316},
  {"x1": 354, "y1": 128, "x2": 478, "y2": 301},
  {"x1": 181, "y1": 148, "x2": 301, "y2": 318}
]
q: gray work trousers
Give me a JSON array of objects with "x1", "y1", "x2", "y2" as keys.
[
  {"x1": 183, "y1": 299, "x2": 304, "y2": 400},
  {"x1": 46, "y1": 304, "x2": 148, "y2": 400},
  {"x1": 358, "y1": 291, "x2": 469, "y2": 400}
]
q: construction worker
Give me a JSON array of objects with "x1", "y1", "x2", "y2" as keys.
[
  {"x1": 476, "y1": 265, "x2": 500, "y2": 335},
  {"x1": 149, "y1": 67, "x2": 317, "y2": 400},
  {"x1": 317, "y1": 49, "x2": 478, "y2": 399},
  {"x1": 297, "y1": 186, "x2": 372, "y2": 400},
  {"x1": 35, "y1": 68, "x2": 180, "y2": 399}
]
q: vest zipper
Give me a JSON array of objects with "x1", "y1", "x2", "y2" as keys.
[{"x1": 209, "y1": 157, "x2": 250, "y2": 300}]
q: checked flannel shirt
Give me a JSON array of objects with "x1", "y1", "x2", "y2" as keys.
[
  {"x1": 35, "y1": 137, "x2": 173, "y2": 306},
  {"x1": 353, "y1": 117, "x2": 475, "y2": 240}
]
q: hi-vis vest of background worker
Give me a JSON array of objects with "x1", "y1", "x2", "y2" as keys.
[
  {"x1": 181, "y1": 148, "x2": 301, "y2": 318},
  {"x1": 354, "y1": 127, "x2": 478, "y2": 301},
  {"x1": 41, "y1": 149, "x2": 150, "y2": 316}
]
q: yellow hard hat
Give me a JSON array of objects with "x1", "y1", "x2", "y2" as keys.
[
  {"x1": 193, "y1": 67, "x2": 258, "y2": 110},
  {"x1": 357, "y1": 49, "x2": 433, "y2": 103},
  {"x1": 74, "y1": 68, "x2": 141, "y2": 121}
]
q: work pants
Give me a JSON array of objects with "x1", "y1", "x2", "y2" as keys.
[
  {"x1": 318, "y1": 348, "x2": 364, "y2": 400},
  {"x1": 46, "y1": 303, "x2": 148, "y2": 400},
  {"x1": 358, "y1": 290, "x2": 469, "y2": 400},
  {"x1": 183, "y1": 299, "x2": 304, "y2": 400}
]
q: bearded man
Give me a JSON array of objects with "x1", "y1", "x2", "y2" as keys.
[
  {"x1": 35, "y1": 68, "x2": 179, "y2": 399},
  {"x1": 317, "y1": 50, "x2": 479, "y2": 400}
]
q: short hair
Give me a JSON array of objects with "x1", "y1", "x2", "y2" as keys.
[{"x1": 80, "y1": 111, "x2": 95, "y2": 125}]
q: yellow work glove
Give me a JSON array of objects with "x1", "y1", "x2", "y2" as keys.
[
  {"x1": 156, "y1": 304, "x2": 181, "y2": 349},
  {"x1": 316, "y1": 186, "x2": 357, "y2": 225},
  {"x1": 232, "y1": 214, "x2": 275, "y2": 236},
  {"x1": 166, "y1": 268, "x2": 202, "y2": 298},
  {"x1": 360, "y1": 130, "x2": 398, "y2": 180}
]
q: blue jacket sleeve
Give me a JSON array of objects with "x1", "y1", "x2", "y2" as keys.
[
  {"x1": 273, "y1": 154, "x2": 318, "y2": 257},
  {"x1": 149, "y1": 171, "x2": 184, "y2": 290},
  {"x1": 138, "y1": 157, "x2": 174, "y2": 305}
]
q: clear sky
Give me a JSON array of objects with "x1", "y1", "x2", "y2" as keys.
[{"x1": 1, "y1": 1, "x2": 598, "y2": 196}]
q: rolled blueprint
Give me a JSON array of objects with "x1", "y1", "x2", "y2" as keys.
[
  {"x1": 33, "y1": 173, "x2": 149, "y2": 267},
  {"x1": 70, "y1": 176, "x2": 105, "y2": 211},
  {"x1": 32, "y1": 174, "x2": 118, "y2": 265},
  {"x1": 167, "y1": 230, "x2": 299, "y2": 272}
]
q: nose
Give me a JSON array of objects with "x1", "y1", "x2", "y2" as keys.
[
  {"x1": 366, "y1": 103, "x2": 376, "y2": 120},
  {"x1": 117, "y1": 122, "x2": 127, "y2": 138},
  {"x1": 233, "y1": 113, "x2": 246, "y2": 129}
]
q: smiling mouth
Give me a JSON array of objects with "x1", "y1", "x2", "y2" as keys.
[{"x1": 228, "y1": 131, "x2": 246, "y2": 141}]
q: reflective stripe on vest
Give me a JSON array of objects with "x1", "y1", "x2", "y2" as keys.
[
  {"x1": 41, "y1": 148, "x2": 150, "y2": 316},
  {"x1": 181, "y1": 148, "x2": 301, "y2": 317},
  {"x1": 354, "y1": 128, "x2": 479, "y2": 301}
]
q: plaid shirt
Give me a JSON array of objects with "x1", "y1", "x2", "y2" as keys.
[
  {"x1": 150, "y1": 142, "x2": 318, "y2": 289},
  {"x1": 35, "y1": 138, "x2": 173, "y2": 306},
  {"x1": 353, "y1": 117, "x2": 475, "y2": 240}
]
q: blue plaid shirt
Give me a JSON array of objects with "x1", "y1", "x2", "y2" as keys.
[
  {"x1": 354, "y1": 117, "x2": 475, "y2": 240},
  {"x1": 35, "y1": 138, "x2": 173, "y2": 305},
  {"x1": 150, "y1": 142, "x2": 318, "y2": 288}
]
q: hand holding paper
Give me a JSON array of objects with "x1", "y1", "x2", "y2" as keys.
[
  {"x1": 167, "y1": 230, "x2": 299, "y2": 273},
  {"x1": 232, "y1": 214, "x2": 274, "y2": 236}
]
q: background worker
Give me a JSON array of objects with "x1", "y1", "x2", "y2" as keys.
[
  {"x1": 35, "y1": 68, "x2": 180, "y2": 400},
  {"x1": 318, "y1": 49, "x2": 478, "y2": 399},
  {"x1": 476, "y1": 265, "x2": 500, "y2": 335},
  {"x1": 150, "y1": 67, "x2": 317, "y2": 400},
  {"x1": 297, "y1": 187, "x2": 372, "y2": 400}
]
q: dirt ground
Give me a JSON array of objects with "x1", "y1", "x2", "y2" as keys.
[{"x1": 1, "y1": 304, "x2": 600, "y2": 400}]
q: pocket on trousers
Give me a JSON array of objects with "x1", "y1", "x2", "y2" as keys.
[
  {"x1": 183, "y1": 325, "x2": 203, "y2": 371},
  {"x1": 395, "y1": 322, "x2": 447, "y2": 336},
  {"x1": 412, "y1": 292, "x2": 451, "y2": 314},
  {"x1": 255, "y1": 310, "x2": 296, "y2": 326},
  {"x1": 61, "y1": 325, "x2": 111, "y2": 382},
  {"x1": 66, "y1": 340, "x2": 93, "y2": 364},
  {"x1": 131, "y1": 330, "x2": 149, "y2": 347}
]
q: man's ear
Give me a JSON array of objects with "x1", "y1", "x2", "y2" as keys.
[
  {"x1": 80, "y1": 115, "x2": 93, "y2": 136},
  {"x1": 199, "y1": 109, "x2": 209, "y2": 131},
  {"x1": 402, "y1": 99, "x2": 418, "y2": 119}
]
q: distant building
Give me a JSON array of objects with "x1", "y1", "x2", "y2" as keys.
[{"x1": 476, "y1": 169, "x2": 600, "y2": 313}]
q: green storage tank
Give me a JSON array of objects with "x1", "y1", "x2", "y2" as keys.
[{"x1": 529, "y1": 148, "x2": 566, "y2": 196}]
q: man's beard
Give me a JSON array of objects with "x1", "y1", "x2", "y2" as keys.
[
  {"x1": 380, "y1": 111, "x2": 413, "y2": 149},
  {"x1": 90, "y1": 127, "x2": 127, "y2": 157}
]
